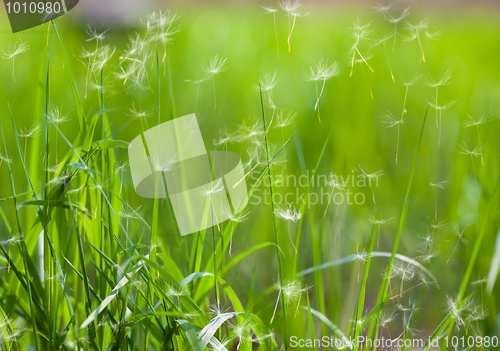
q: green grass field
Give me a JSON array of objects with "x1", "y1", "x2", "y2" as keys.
[{"x1": 1, "y1": 2, "x2": 500, "y2": 350}]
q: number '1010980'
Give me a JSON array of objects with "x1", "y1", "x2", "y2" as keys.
[{"x1": 5, "y1": 1, "x2": 63, "y2": 15}]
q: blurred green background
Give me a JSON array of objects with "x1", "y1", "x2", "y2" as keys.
[{"x1": 1, "y1": 0, "x2": 500, "y2": 348}]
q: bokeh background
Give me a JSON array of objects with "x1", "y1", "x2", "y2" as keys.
[{"x1": 1, "y1": 0, "x2": 500, "y2": 349}]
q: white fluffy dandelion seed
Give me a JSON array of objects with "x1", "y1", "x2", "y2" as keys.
[
  {"x1": 323, "y1": 173, "x2": 347, "y2": 217},
  {"x1": 357, "y1": 166, "x2": 383, "y2": 204},
  {"x1": 255, "y1": 71, "x2": 278, "y2": 92},
  {"x1": 447, "y1": 225, "x2": 468, "y2": 264},
  {"x1": 2, "y1": 40, "x2": 29, "y2": 81},
  {"x1": 271, "y1": 279, "x2": 308, "y2": 323},
  {"x1": 305, "y1": 60, "x2": 340, "y2": 120},
  {"x1": 0, "y1": 149, "x2": 11, "y2": 166},
  {"x1": 463, "y1": 111, "x2": 491, "y2": 165},
  {"x1": 85, "y1": 26, "x2": 109, "y2": 43},
  {"x1": 19, "y1": 124, "x2": 41, "y2": 161},
  {"x1": 19, "y1": 124, "x2": 41, "y2": 138},
  {"x1": 371, "y1": 32, "x2": 396, "y2": 82},
  {"x1": 373, "y1": 2, "x2": 395, "y2": 14},
  {"x1": 274, "y1": 204, "x2": 301, "y2": 252},
  {"x1": 279, "y1": 0, "x2": 309, "y2": 52},
  {"x1": 384, "y1": 7, "x2": 410, "y2": 50},
  {"x1": 201, "y1": 55, "x2": 227, "y2": 116},
  {"x1": 426, "y1": 69, "x2": 453, "y2": 144},
  {"x1": 430, "y1": 179, "x2": 448, "y2": 221},
  {"x1": 459, "y1": 142, "x2": 482, "y2": 181},
  {"x1": 153, "y1": 155, "x2": 179, "y2": 173},
  {"x1": 430, "y1": 98, "x2": 456, "y2": 146},
  {"x1": 46, "y1": 107, "x2": 70, "y2": 124},
  {"x1": 223, "y1": 207, "x2": 250, "y2": 256},
  {"x1": 213, "y1": 125, "x2": 239, "y2": 148},
  {"x1": 405, "y1": 19, "x2": 430, "y2": 62},
  {"x1": 274, "y1": 110, "x2": 296, "y2": 129},
  {"x1": 382, "y1": 111, "x2": 406, "y2": 164},
  {"x1": 390, "y1": 261, "x2": 416, "y2": 298},
  {"x1": 262, "y1": 6, "x2": 280, "y2": 53},
  {"x1": 0, "y1": 233, "x2": 23, "y2": 247},
  {"x1": 348, "y1": 19, "x2": 374, "y2": 76}
]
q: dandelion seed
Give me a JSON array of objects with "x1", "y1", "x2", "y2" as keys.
[
  {"x1": 128, "y1": 107, "x2": 154, "y2": 120},
  {"x1": 348, "y1": 19, "x2": 374, "y2": 77},
  {"x1": 428, "y1": 218, "x2": 447, "y2": 240},
  {"x1": 357, "y1": 166, "x2": 383, "y2": 204},
  {"x1": 418, "y1": 231, "x2": 434, "y2": 250},
  {"x1": 44, "y1": 270, "x2": 67, "y2": 290},
  {"x1": 89, "y1": 44, "x2": 116, "y2": 73},
  {"x1": 1, "y1": 320, "x2": 26, "y2": 344},
  {"x1": 463, "y1": 111, "x2": 491, "y2": 165},
  {"x1": 271, "y1": 279, "x2": 308, "y2": 323},
  {"x1": 380, "y1": 310, "x2": 395, "y2": 331},
  {"x1": 390, "y1": 260, "x2": 416, "y2": 298},
  {"x1": 222, "y1": 207, "x2": 250, "y2": 257},
  {"x1": 446, "y1": 295, "x2": 473, "y2": 329},
  {"x1": 430, "y1": 179, "x2": 448, "y2": 221},
  {"x1": 305, "y1": 59, "x2": 340, "y2": 120},
  {"x1": 368, "y1": 215, "x2": 393, "y2": 226},
  {"x1": 255, "y1": 71, "x2": 278, "y2": 93},
  {"x1": 472, "y1": 276, "x2": 489, "y2": 316},
  {"x1": 399, "y1": 72, "x2": 420, "y2": 122},
  {"x1": 200, "y1": 178, "x2": 225, "y2": 198},
  {"x1": 275, "y1": 110, "x2": 296, "y2": 129},
  {"x1": 119, "y1": 205, "x2": 143, "y2": 220},
  {"x1": 368, "y1": 214, "x2": 394, "y2": 247},
  {"x1": 153, "y1": 155, "x2": 179, "y2": 173},
  {"x1": 19, "y1": 124, "x2": 41, "y2": 161},
  {"x1": 46, "y1": 107, "x2": 70, "y2": 163},
  {"x1": 384, "y1": 7, "x2": 410, "y2": 50},
  {"x1": 426, "y1": 69, "x2": 453, "y2": 144},
  {"x1": 395, "y1": 299, "x2": 419, "y2": 339},
  {"x1": 405, "y1": 19, "x2": 430, "y2": 62},
  {"x1": 279, "y1": 0, "x2": 309, "y2": 52},
  {"x1": 118, "y1": 36, "x2": 151, "y2": 89},
  {"x1": 262, "y1": 6, "x2": 280, "y2": 53},
  {"x1": 2, "y1": 40, "x2": 29, "y2": 81},
  {"x1": 237, "y1": 117, "x2": 265, "y2": 142},
  {"x1": 417, "y1": 245, "x2": 439, "y2": 264},
  {"x1": 373, "y1": 2, "x2": 395, "y2": 14},
  {"x1": 430, "y1": 98, "x2": 456, "y2": 146},
  {"x1": 0, "y1": 233, "x2": 23, "y2": 247},
  {"x1": 382, "y1": 112, "x2": 406, "y2": 164},
  {"x1": 372, "y1": 31, "x2": 397, "y2": 81},
  {"x1": 274, "y1": 204, "x2": 301, "y2": 252},
  {"x1": 85, "y1": 26, "x2": 109, "y2": 43},
  {"x1": 459, "y1": 142, "x2": 482, "y2": 181},
  {"x1": 227, "y1": 316, "x2": 256, "y2": 349},
  {"x1": 201, "y1": 55, "x2": 227, "y2": 116},
  {"x1": 19, "y1": 124, "x2": 41, "y2": 138},
  {"x1": 152, "y1": 15, "x2": 180, "y2": 62},
  {"x1": 447, "y1": 225, "x2": 468, "y2": 264},
  {"x1": 323, "y1": 173, "x2": 347, "y2": 217},
  {"x1": 47, "y1": 107, "x2": 70, "y2": 124}
]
